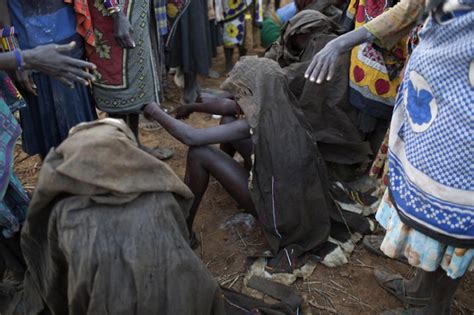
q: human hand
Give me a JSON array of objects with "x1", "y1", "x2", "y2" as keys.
[
  {"x1": 305, "y1": 38, "x2": 344, "y2": 84},
  {"x1": 174, "y1": 105, "x2": 193, "y2": 120},
  {"x1": 22, "y1": 42, "x2": 96, "y2": 87},
  {"x1": 113, "y1": 12, "x2": 135, "y2": 49},
  {"x1": 197, "y1": 92, "x2": 222, "y2": 103},
  {"x1": 14, "y1": 70, "x2": 37, "y2": 96}
]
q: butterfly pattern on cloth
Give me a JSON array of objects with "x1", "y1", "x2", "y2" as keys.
[{"x1": 405, "y1": 70, "x2": 438, "y2": 133}]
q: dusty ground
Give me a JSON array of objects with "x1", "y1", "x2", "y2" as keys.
[{"x1": 14, "y1": 50, "x2": 473, "y2": 314}]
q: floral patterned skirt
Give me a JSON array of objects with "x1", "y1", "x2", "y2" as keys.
[{"x1": 376, "y1": 190, "x2": 474, "y2": 279}]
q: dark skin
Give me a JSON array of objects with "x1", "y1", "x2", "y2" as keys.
[
  {"x1": 304, "y1": 27, "x2": 373, "y2": 83},
  {"x1": 0, "y1": 0, "x2": 96, "y2": 89},
  {"x1": 111, "y1": 10, "x2": 136, "y2": 49},
  {"x1": 0, "y1": 42, "x2": 96, "y2": 84},
  {"x1": 144, "y1": 97, "x2": 256, "y2": 232}
]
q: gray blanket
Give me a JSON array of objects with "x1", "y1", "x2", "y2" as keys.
[
  {"x1": 19, "y1": 119, "x2": 224, "y2": 315},
  {"x1": 266, "y1": 10, "x2": 372, "y2": 165}
]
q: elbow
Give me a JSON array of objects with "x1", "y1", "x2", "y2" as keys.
[{"x1": 181, "y1": 130, "x2": 200, "y2": 146}]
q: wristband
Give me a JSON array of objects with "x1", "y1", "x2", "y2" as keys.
[
  {"x1": 14, "y1": 50, "x2": 24, "y2": 70},
  {"x1": 104, "y1": 0, "x2": 121, "y2": 15}
]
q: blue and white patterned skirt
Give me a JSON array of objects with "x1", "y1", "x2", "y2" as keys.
[{"x1": 376, "y1": 190, "x2": 474, "y2": 279}]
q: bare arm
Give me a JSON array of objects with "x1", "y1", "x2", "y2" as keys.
[
  {"x1": 0, "y1": 51, "x2": 18, "y2": 70},
  {"x1": 305, "y1": 0, "x2": 424, "y2": 84},
  {"x1": 305, "y1": 27, "x2": 373, "y2": 83},
  {"x1": 144, "y1": 103, "x2": 250, "y2": 146},
  {"x1": 175, "y1": 95, "x2": 240, "y2": 119}
]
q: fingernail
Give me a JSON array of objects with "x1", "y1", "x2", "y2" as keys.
[
  {"x1": 326, "y1": 76, "x2": 331, "y2": 81},
  {"x1": 304, "y1": 74, "x2": 309, "y2": 79},
  {"x1": 316, "y1": 79, "x2": 322, "y2": 84},
  {"x1": 310, "y1": 77, "x2": 315, "y2": 82}
]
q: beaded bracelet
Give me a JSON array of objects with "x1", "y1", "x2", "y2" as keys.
[
  {"x1": 104, "y1": 0, "x2": 121, "y2": 15},
  {"x1": 0, "y1": 26, "x2": 20, "y2": 52}
]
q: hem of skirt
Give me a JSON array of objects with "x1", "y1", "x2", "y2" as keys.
[
  {"x1": 96, "y1": 103, "x2": 147, "y2": 115},
  {"x1": 388, "y1": 188, "x2": 474, "y2": 249}
]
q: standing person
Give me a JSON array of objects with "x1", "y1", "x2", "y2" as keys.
[
  {"x1": 166, "y1": 0, "x2": 213, "y2": 104},
  {"x1": 304, "y1": 0, "x2": 425, "y2": 253},
  {"x1": 68, "y1": 0, "x2": 173, "y2": 159},
  {"x1": 221, "y1": 0, "x2": 263, "y2": 72},
  {"x1": 371, "y1": 3, "x2": 474, "y2": 313},
  {"x1": 0, "y1": 39, "x2": 96, "y2": 290},
  {"x1": 0, "y1": 0, "x2": 98, "y2": 160},
  {"x1": 306, "y1": 0, "x2": 411, "y2": 153}
]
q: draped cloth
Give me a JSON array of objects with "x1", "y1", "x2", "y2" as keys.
[
  {"x1": 387, "y1": 11, "x2": 474, "y2": 247},
  {"x1": 166, "y1": 0, "x2": 213, "y2": 76},
  {"x1": 344, "y1": 0, "x2": 408, "y2": 119},
  {"x1": 266, "y1": 10, "x2": 372, "y2": 165},
  {"x1": 20, "y1": 119, "x2": 225, "y2": 314},
  {"x1": 84, "y1": 0, "x2": 160, "y2": 113},
  {"x1": 64, "y1": 0, "x2": 96, "y2": 55},
  {"x1": 222, "y1": 0, "x2": 263, "y2": 47},
  {"x1": 0, "y1": 72, "x2": 29, "y2": 239},
  {"x1": 222, "y1": 57, "x2": 372, "y2": 272}
]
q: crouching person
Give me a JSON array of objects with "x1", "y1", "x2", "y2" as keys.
[{"x1": 11, "y1": 119, "x2": 224, "y2": 315}]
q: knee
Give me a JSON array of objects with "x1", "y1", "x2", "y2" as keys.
[
  {"x1": 187, "y1": 146, "x2": 213, "y2": 164},
  {"x1": 220, "y1": 115, "x2": 236, "y2": 125}
]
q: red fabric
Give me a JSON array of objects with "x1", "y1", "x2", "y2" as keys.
[
  {"x1": 65, "y1": 0, "x2": 96, "y2": 56},
  {"x1": 85, "y1": 0, "x2": 129, "y2": 86}
]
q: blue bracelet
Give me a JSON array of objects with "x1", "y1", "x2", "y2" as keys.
[{"x1": 14, "y1": 50, "x2": 23, "y2": 70}]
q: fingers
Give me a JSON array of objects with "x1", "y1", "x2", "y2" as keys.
[
  {"x1": 308, "y1": 57, "x2": 324, "y2": 83},
  {"x1": 327, "y1": 62, "x2": 336, "y2": 82},
  {"x1": 115, "y1": 33, "x2": 126, "y2": 48},
  {"x1": 55, "y1": 41, "x2": 76, "y2": 53},
  {"x1": 65, "y1": 57, "x2": 97, "y2": 71},
  {"x1": 61, "y1": 72, "x2": 88, "y2": 86},
  {"x1": 56, "y1": 76, "x2": 75, "y2": 88},
  {"x1": 23, "y1": 73, "x2": 37, "y2": 95},
  {"x1": 305, "y1": 55, "x2": 318, "y2": 79},
  {"x1": 316, "y1": 61, "x2": 329, "y2": 85},
  {"x1": 64, "y1": 65, "x2": 96, "y2": 82},
  {"x1": 124, "y1": 35, "x2": 136, "y2": 48}
]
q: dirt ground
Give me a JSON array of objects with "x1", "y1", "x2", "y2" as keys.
[{"x1": 13, "y1": 50, "x2": 473, "y2": 314}]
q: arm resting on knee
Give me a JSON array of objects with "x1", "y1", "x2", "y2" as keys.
[{"x1": 144, "y1": 103, "x2": 250, "y2": 146}]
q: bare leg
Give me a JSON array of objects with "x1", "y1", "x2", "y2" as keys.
[
  {"x1": 224, "y1": 47, "x2": 234, "y2": 73},
  {"x1": 183, "y1": 72, "x2": 199, "y2": 104},
  {"x1": 219, "y1": 116, "x2": 253, "y2": 170},
  {"x1": 220, "y1": 116, "x2": 237, "y2": 157},
  {"x1": 184, "y1": 145, "x2": 256, "y2": 232}
]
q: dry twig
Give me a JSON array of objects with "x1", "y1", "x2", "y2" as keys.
[{"x1": 309, "y1": 300, "x2": 338, "y2": 314}]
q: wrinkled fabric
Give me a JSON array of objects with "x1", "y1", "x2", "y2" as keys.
[
  {"x1": 87, "y1": 0, "x2": 161, "y2": 113},
  {"x1": 222, "y1": 57, "x2": 372, "y2": 272},
  {"x1": 223, "y1": 57, "x2": 332, "y2": 271},
  {"x1": 0, "y1": 73, "x2": 29, "y2": 239},
  {"x1": 387, "y1": 11, "x2": 474, "y2": 247},
  {"x1": 266, "y1": 10, "x2": 372, "y2": 164},
  {"x1": 20, "y1": 119, "x2": 225, "y2": 315},
  {"x1": 344, "y1": 0, "x2": 408, "y2": 119},
  {"x1": 377, "y1": 191, "x2": 473, "y2": 279}
]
